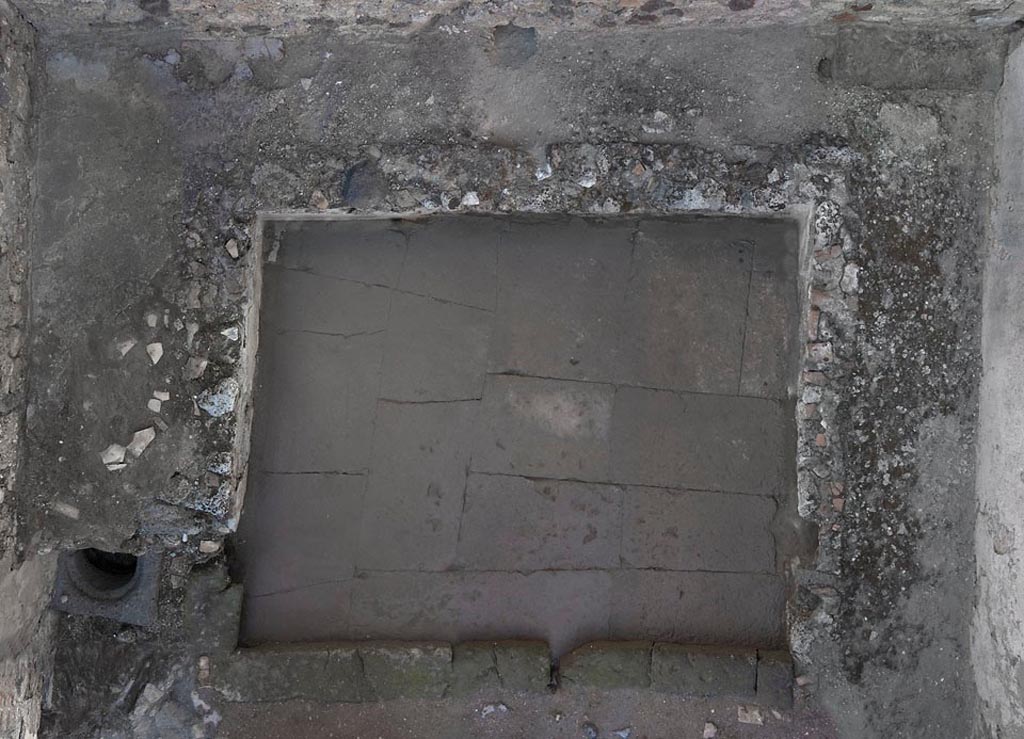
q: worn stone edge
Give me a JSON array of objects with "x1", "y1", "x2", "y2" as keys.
[
  {"x1": 559, "y1": 641, "x2": 793, "y2": 706},
  {"x1": 205, "y1": 639, "x2": 792, "y2": 705},
  {"x1": 205, "y1": 639, "x2": 554, "y2": 702}
]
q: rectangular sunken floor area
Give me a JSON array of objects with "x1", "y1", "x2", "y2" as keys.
[{"x1": 234, "y1": 214, "x2": 800, "y2": 655}]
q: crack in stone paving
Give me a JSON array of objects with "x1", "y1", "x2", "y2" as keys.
[
  {"x1": 378, "y1": 397, "x2": 482, "y2": 405},
  {"x1": 356, "y1": 566, "x2": 780, "y2": 576},
  {"x1": 272, "y1": 327, "x2": 385, "y2": 340},
  {"x1": 247, "y1": 577, "x2": 356, "y2": 599},
  {"x1": 485, "y1": 369, "x2": 786, "y2": 404},
  {"x1": 258, "y1": 470, "x2": 367, "y2": 476},
  {"x1": 274, "y1": 264, "x2": 495, "y2": 313},
  {"x1": 736, "y1": 241, "x2": 756, "y2": 395},
  {"x1": 467, "y1": 469, "x2": 776, "y2": 499}
]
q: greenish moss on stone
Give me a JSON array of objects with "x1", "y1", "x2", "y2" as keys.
[
  {"x1": 559, "y1": 641, "x2": 652, "y2": 689},
  {"x1": 650, "y1": 644, "x2": 756, "y2": 699},
  {"x1": 450, "y1": 642, "x2": 500, "y2": 696},
  {"x1": 212, "y1": 645, "x2": 370, "y2": 702},
  {"x1": 359, "y1": 642, "x2": 452, "y2": 700},
  {"x1": 756, "y1": 650, "x2": 794, "y2": 707},
  {"x1": 494, "y1": 641, "x2": 551, "y2": 692}
]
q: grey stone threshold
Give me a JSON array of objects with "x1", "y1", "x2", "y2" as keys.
[
  {"x1": 204, "y1": 639, "x2": 791, "y2": 707},
  {"x1": 191, "y1": 581, "x2": 792, "y2": 706}
]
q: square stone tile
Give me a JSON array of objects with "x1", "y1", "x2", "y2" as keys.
[
  {"x1": 253, "y1": 330, "x2": 382, "y2": 473},
  {"x1": 379, "y1": 291, "x2": 493, "y2": 402},
  {"x1": 398, "y1": 215, "x2": 502, "y2": 310},
  {"x1": 488, "y1": 217, "x2": 633, "y2": 382},
  {"x1": 457, "y1": 474, "x2": 623, "y2": 570},
  {"x1": 472, "y1": 375, "x2": 613, "y2": 480},
  {"x1": 749, "y1": 218, "x2": 801, "y2": 275},
  {"x1": 740, "y1": 270, "x2": 799, "y2": 399},
  {"x1": 621, "y1": 487, "x2": 776, "y2": 572},
  {"x1": 276, "y1": 220, "x2": 407, "y2": 286},
  {"x1": 608, "y1": 570, "x2": 786, "y2": 647},
  {"x1": 234, "y1": 471, "x2": 364, "y2": 598},
  {"x1": 356, "y1": 400, "x2": 481, "y2": 571},
  {"x1": 610, "y1": 386, "x2": 785, "y2": 495},
  {"x1": 260, "y1": 265, "x2": 391, "y2": 336},
  {"x1": 618, "y1": 219, "x2": 751, "y2": 394}
]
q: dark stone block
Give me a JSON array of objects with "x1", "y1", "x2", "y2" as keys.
[
  {"x1": 559, "y1": 641, "x2": 652, "y2": 689},
  {"x1": 494, "y1": 641, "x2": 551, "y2": 692},
  {"x1": 833, "y1": 29, "x2": 1006, "y2": 91},
  {"x1": 359, "y1": 642, "x2": 452, "y2": 700},
  {"x1": 610, "y1": 387, "x2": 785, "y2": 495},
  {"x1": 449, "y1": 640, "x2": 551, "y2": 695},
  {"x1": 650, "y1": 644, "x2": 756, "y2": 699},
  {"x1": 608, "y1": 570, "x2": 786, "y2": 647},
  {"x1": 185, "y1": 580, "x2": 242, "y2": 655},
  {"x1": 449, "y1": 642, "x2": 500, "y2": 696},
  {"x1": 756, "y1": 650, "x2": 794, "y2": 708},
  {"x1": 457, "y1": 475, "x2": 622, "y2": 570},
  {"x1": 212, "y1": 645, "x2": 371, "y2": 702}
]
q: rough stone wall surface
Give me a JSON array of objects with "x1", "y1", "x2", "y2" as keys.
[
  {"x1": 0, "y1": 2, "x2": 54, "y2": 739},
  {"x1": 972, "y1": 38, "x2": 1024, "y2": 739},
  {"x1": 19, "y1": 22, "x2": 1001, "y2": 739},
  {"x1": 11, "y1": 0, "x2": 1024, "y2": 36}
]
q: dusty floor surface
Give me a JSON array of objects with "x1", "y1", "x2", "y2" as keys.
[
  {"x1": 218, "y1": 688, "x2": 838, "y2": 739},
  {"x1": 236, "y1": 215, "x2": 798, "y2": 653}
]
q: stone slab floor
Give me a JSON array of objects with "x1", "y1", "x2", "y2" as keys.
[{"x1": 234, "y1": 215, "x2": 799, "y2": 654}]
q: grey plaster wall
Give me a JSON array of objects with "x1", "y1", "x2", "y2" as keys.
[
  {"x1": 11, "y1": 0, "x2": 1024, "y2": 37},
  {"x1": 0, "y1": 2, "x2": 55, "y2": 738},
  {"x1": 972, "y1": 38, "x2": 1024, "y2": 739}
]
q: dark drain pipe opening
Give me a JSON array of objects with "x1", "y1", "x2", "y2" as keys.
[{"x1": 68, "y1": 548, "x2": 140, "y2": 600}]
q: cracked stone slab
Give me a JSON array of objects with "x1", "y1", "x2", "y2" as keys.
[
  {"x1": 608, "y1": 570, "x2": 786, "y2": 647},
  {"x1": 618, "y1": 219, "x2": 751, "y2": 395},
  {"x1": 260, "y1": 265, "x2": 391, "y2": 336},
  {"x1": 356, "y1": 399, "x2": 480, "y2": 571},
  {"x1": 251, "y1": 329, "x2": 383, "y2": 473},
  {"x1": 239, "y1": 579, "x2": 354, "y2": 645},
  {"x1": 398, "y1": 215, "x2": 502, "y2": 311},
  {"x1": 487, "y1": 217, "x2": 633, "y2": 383},
  {"x1": 739, "y1": 269, "x2": 799, "y2": 399},
  {"x1": 610, "y1": 387, "x2": 786, "y2": 495},
  {"x1": 276, "y1": 219, "x2": 408, "y2": 287},
  {"x1": 379, "y1": 290, "x2": 493, "y2": 402},
  {"x1": 620, "y1": 486, "x2": 776, "y2": 572},
  {"x1": 234, "y1": 471, "x2": 364, "y2": 598},
  {"x1": 449, "y1": 642, "x2": 501, "y2": 696},
  {"x1": 472, "y1": 374, "x2": 613, "y2": 480},
  {"x1": 449, "y1": 640, "x2": 551, "y2": 696},
  {"x1": 456, "y1": 474, "x2": 623, "y2": 570}
]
